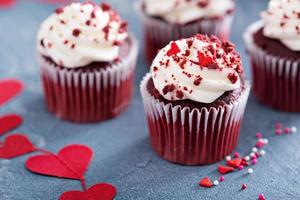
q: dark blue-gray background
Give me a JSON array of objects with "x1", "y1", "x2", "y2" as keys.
[{"x1": 1, "y1": 0, "x2": 300, "y2": 199}]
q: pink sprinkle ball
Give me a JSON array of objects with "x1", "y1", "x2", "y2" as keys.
[
  {"x1": 238, "y1": 165, "x2": 244, "y2": 170},
  {"x1": 234, "y1": 152, "x2": 240, "y2": 158},
  {"x1": 219, "y1": 176, "x2": 225, "y2": 182},
  {"x1": 275, "y1": 129, "x2": 282, "y2": 135},
  {"x1": 256, "y1": 132, "x2": 262, "y2": 139},
  {"x1": 275, "y1": 122, "x2": 282, "y2": 129},
  {"x1": 252, "y1": 159, "x2": 258, "y2": 165},
  {"x1": 284, "y1": 127, "x2": 290, "y2": 134},
  {"x1": 258, "y1": 194, "x2": 266, "y2": 200}
]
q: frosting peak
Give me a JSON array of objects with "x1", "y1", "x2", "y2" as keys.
[
  {"x1": 143, "y1": 0, "x2": 234, "y2": 24},
  {"x1": 37, "y1": 2, "x2": 128, "y2": 68},
  {"x1": 151, "y1": 35, "x2": 242, "y2": 103},
  {"x1": 261, "y1": 0, "x2": 300, "y2": 51}
]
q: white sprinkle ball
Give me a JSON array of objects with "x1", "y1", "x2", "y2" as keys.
[
  {"x1": 260, "y1": 150, "x2": 266, "y2": 156},
  {"x1": 248, "y1": 168, "x2": 254, "y2": 174},
  {"x1": 225, "y1": 156, "x2": 231, "y2": 161},
  {"x1": 244, "y1": 156, "x2": 250, "y2": 161},
  {"x1": 252, "y1": 147, "x2": 258, "y2": 153},
  {"x1": 213, "y1": 180, "x2": 219, "y2": 186},
  {"x1": 291, "y1": 126, "x2": 297, "y2": 133}
]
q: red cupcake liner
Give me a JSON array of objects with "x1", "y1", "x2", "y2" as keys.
[
  {"x1": 39, "y1": 35, "x2": 138, "y2": 122},
  {"x1": 135, "y1": 2, "x2": 234, "y2": 64},
  {"x1": 140, "y1": 74, "x2": 250, "y2": 165},
  {"x1": 244, "y1": 21, "x2": 300, "y2": 112}
]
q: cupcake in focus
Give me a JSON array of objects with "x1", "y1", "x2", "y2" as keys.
[
  {"x1": 38, "y1": 2, "x2": 138, "y2": 122},
  {"x1": 140, "y1": 34, "x2": 250, "y2": 165},
  {"x1": 244, "y1": 0, "x2": 300, "y2": 112},
  {"x1": 135, "y1": 0, "x2": 235, "y2": 64}
]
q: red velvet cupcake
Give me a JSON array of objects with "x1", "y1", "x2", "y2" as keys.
[
  {"x1": 135, "y1": 0, "x2": 235, "y2": 64},
  {"x1": 37, "y1": 2, "x2": 138, "y2": 122},
  {"x1": 244, "y1": 0, "x2": 300, "y2": 112},
  {"x1": 140, "y1": 34, "x2": 250, "y2": 165}
]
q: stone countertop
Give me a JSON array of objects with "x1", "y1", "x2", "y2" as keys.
[{"x1": 0, "y1": 0, "x2": 300, "y2": 199}]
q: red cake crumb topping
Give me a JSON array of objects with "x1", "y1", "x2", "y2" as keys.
[
  {"x1": 167, "y1": 42, "x2": 181, "y2": 56},
  {"x1": 101, "y1": 3, "x2": 111, "y2": 11},
  {"x1": 198, "y1": 0, "x2": 209, "y2": 8},
  {"x1": 162, "y1": 84, "x2": 176, "y2": 95},
  {"x1": 227, "y1": 73, "x2": 238, "y2": 84},
  {"x1": 72, "y1": 29, "x2": 81, "y2": 37},
  {"x1": 151, "y1": 34, "x2": 242, "y2": 101},
  {"x1": 193, "y1": 76, "x2": 203, "y2": 86},
  {"x1": 55, "y1": 7, "x2": 64, "y2": 14}
]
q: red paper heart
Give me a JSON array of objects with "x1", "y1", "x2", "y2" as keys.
[
  {"x1": 60, "y1": 183, "x2": 117, "y2": 200},
  {"x1": 218, "y1": 165, "x2": 235, "y2": 174},
  {"x1": 0, "y1": 114, "x2": 23, "y2": 136},
  {"x1": 0, "y1": 0, "x2": 15, "y2": 7},
  {"x1": 26, "y1": 144, "x2": 93, "y2": 180},
  {"x1": 0, "y1": 134, "x2": 35, "y2": 158},
  {"x1": 0, "y1": 79, "x2": 23, "y2": 106},
  {"x1": 199, "y1": 177, "x2": 213, "y2": 188},
  {"x1": 227, "y1": 158, "x2": 242, "y2": 168}
]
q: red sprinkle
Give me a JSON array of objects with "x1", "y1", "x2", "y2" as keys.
[
  {"x1": 218, "y1": 165, "x2": 234, "y2": 174},
  {"x1": 166, "y1": 42, "x2": 181, "y2": 57},
  {"x1": 199, "y1": 177, "x2": 213, "y2": 188},
  {"x1": 227, "y1": 158, "x2": 242, "y2": 168}
]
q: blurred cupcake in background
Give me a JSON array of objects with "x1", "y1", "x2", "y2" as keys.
[
  {"x1": 38, "y1": 2, "x2": 138, "y2": 122},
  {"x1": 244, "y1": 0, "x2": 300, "y2": 112},
  {"x1": 140, "y1": 34, "x2": 250, "y2": 165},
  {"x1": 135, "y1": 0, "x2": 235, "y2": 64}
]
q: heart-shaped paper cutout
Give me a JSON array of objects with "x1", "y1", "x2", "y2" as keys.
[
  {"x1": 26, "y1": 144, "x2": 93, "y2": 180},
  {"x1": 218, "y1": 165, "x2": 235, "y2": 174},
  {"x1": 0, "y1": 79, "x2": 23, "y2": 106},
  {"x1": 199, "y1": 177, "x2": 213, "y2": 188},
  {"x1": 0, "y1": 134, "x2": 35, "y2": 158},
  {"x1": 0, "y1": 0, "x2": 15, "y2": 7},
  {"x1": 227, "y1": 158, "x2": 242, "y2": 168},
  {"x1": 0, "y1": 114, "x2": 23, "y2": 136},
  {"x1": 60, "y1": 183, "x2": 117, "y2": 200}
]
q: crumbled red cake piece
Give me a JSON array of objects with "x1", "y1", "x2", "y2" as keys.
[{"x1": 166, "y1": 42, "x2": 181, "y2": 56}]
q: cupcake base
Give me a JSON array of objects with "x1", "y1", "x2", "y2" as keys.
[
  {"x1": 244, "y1": 21, "x2": 300, "y2": 112},
  {"x1": 140, "y1": 74, "x2": 250, "y2": 165},
  {"x1": 135, "y1": 2, "x2": 234, "y2": 64},
  {"x1": 40, "y1": 35, "x2": 138, "y2": 123}
]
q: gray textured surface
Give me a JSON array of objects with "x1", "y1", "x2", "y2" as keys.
[{"x1": 0, "y1": 0, "x2": 300, "y2": 199}]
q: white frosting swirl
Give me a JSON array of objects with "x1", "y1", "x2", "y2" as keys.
[
  {"x1": 37, "y1": 2, "x2": 128, "y2": 68},
  {"x1": 261, "y1": 0, "x2": 300, "y2": 51},
  {"x1": 150, "y1": 35, "x2": 242, "y2": 103},
  {"x1": 143, "y1": 0, "x2": 234, "y2": 24}
]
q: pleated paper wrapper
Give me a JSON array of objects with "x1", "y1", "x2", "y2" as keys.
[
  {"x1": 40, "y1": 35, "x2": 138, "y2": 122},
  {"x1": 140, "y1": 73, "x2": 250, "y2": 165},
  {"x1": 244, "y1": 21, "x2": 300, "y2": 112}
]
